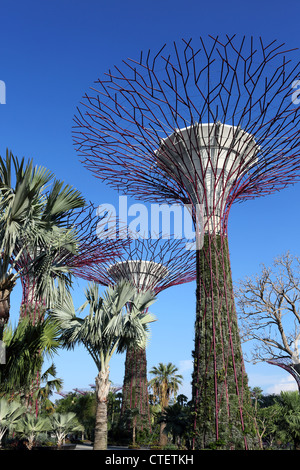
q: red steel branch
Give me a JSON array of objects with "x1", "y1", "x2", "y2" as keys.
[
  {"x1": 73, "y1": 36, "x2": 300, "y2": 227},
  {"x1": 76, "y1": 234, "x2": 196, "y2": 293},
  {"x1": 17, "y1": 203, "x2": 127, "y2": 321}
]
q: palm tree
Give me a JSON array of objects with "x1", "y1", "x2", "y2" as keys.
[
  {"x1": 49, "y1": 412, "x2": 84, "y2": 448},
  {"x1": 50, "y1": 280, "x2": 157, "y2": 450},
  {"x1": 0, "y1": 316, "x2": 60, "y2": 403},
  {"x1": 15, "y1": 179, "x2": 87, "y2": 323},
  {"x1": 16, "y1": 413, "x2": 51, "y2": 450},
  {"x1": 33, "y1": 363, "x2": 63, "y2": 416},
  {"x1": 19, "y1": 182, "x2": 89, "y2": 313},
  {"x1": 148, "y1": 362, "x2": 183, "y2": 446},
  {"x1": 160, "y1": 401, "x2": 191, "y2": 447},
  {"x1": 0, "y1": 151, "x2": 52, "y2": 330},
  {"x1": 0, "y1": 151, "x2": 88, "y2": 420},
  {"x1": 0, "y1": 150, "x2": 85, "y2": 331},
  {"x1": 0, "y1": 398, "x2": 25, "y2": 448}
]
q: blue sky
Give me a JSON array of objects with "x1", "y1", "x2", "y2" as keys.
[{"x1": 1, "y1": 0, "x2": 300, "y2": 399}]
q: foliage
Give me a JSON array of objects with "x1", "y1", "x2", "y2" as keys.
[
  {"x1": 50, "y1": 281, "x2": 157, "y2": 450},
  {"x1": 148, "y1": 362, "x2": 183, "y2": 447},
  {"x1": 158, "y1": 397, "x2": 193, "y2": 449},
  {"x1": 48, "y1": 412, "x2": 84, "y2": 447},
  {"x1": 51, "y1": 281, "x2": 156, "y2": 375},
  {"x1": 0, "y1": 150, "x2": 86, "y2": 330},
  {"x1": 15, "y1": 413, "x2": 51, "y2": 450},
  {"x1": 247, "y1": 388, "x2": 300, "y2": 450},
  {"x1": 1, "y1": 385, "x2": 300, "y2": 450},
  {"x1": 0, "y1": 317, "x2": 61, "y2": 401},
  {"x1": 148, "y1": 362, "x2": 183, "y2": 409},
  {"x1": 0, "y1": 398, "x2": 25, "y2": 447},
  {"x1": 55, "y1": 392, "x2": 97, "y2": 440},
  {"x1": 34, "y1": 363, "x2": 63, "y2": 414},
  {"x1": 274, "y1": 391, "x2": 300, "y2": 450}
]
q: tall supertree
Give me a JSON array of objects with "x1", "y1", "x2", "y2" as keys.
[
  {"x1": 73, "y1": 36, "x2": 300, "y2": 449},
  {"x1": 75, "y1": 235, "x2": 196, "y2": 436}
]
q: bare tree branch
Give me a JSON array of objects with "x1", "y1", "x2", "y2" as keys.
[{"x1": 235, "y1": 252, "x2": 300, "y2": 364}]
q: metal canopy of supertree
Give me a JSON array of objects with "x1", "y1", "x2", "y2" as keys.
[
  {"x1": 76, "y1": 235, "x2": 196, "y2": 435},
  {"x1": 73, "y1": 36, "x2": 300, "y2": 449},
  {"x1": 17, "y1": 203, "x2": 126, "y2": 322},
  {"x1": 267, "y1": 358, "x2": 300, "y2": 393},
  {"x1": 77, "y1": 235, "x2": 196, "y2": 291}
]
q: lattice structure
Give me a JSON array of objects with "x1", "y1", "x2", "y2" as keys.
[
  {"x1": 76, "y1": 235, "x2": 196, "y2": 290},
  {"x1": 267, "y1": 358, "x2": 300, "y2": 393},
  {"x1": 77, "y1": 235, "x2": 196, "y2": 435},
  {"x1": 73, "y1": 36, "x2": 300, "y2": 449}
]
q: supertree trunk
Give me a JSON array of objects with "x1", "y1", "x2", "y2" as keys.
[
  {"x1": 20, "y1": 297, "x2": 46, "y2": 324},
  {"x1": 121, "y1": 346, "x2": 151, "y2": 434},
  {"x1": 19, "y1": 277, "x2": 46, "y2": 416},
  {"x1": 192, "y1": 234, "x2": 257, "y2": 449}
]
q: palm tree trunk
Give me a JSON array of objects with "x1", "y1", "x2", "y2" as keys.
[
  {"x1": 159, "y1": 421, "x2": 168, "y2": 447},
  {"x1": 26, "y1": 434, "x2": 35, "y2": 450},
  {"x1": 0, "y1": 275, "x2": 16, "y2": 338},
  {"x1": 93, "y1": 367, "x2": 110, "y2": 450}
]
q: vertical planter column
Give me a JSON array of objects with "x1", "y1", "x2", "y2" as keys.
[
  {"x1": 121, "y1": 345, "x2": 151, "y2": 433},
  {"x1": 192, "y1": 233, "x2": 257, "y2": 449}
]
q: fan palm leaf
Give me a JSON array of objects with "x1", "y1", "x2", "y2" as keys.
[
  {"x1": 50, "y1": 281, "x2": 157, "y2": 450},
  {"x1": 0, "y1": 317, "x2": 61, "y2": 397},
  {"x1": 0, "y1": 150, "x2": 88, "y2": 326}
]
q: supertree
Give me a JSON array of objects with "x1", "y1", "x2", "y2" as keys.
[
  {"x1": 75, "y1": 234, "x2": 196, "y2": 436},
  {"x1": 73, "y1": 36, "x2": 300, "y2": 449}
]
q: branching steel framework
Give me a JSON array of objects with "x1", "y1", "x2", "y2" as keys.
[
  {"x1": 73, "y1": 36, "x2": 300, "y2": 449},
  {"x1": 76, "y1": 235, "x2": 196, "y2": 434},
  {"x1": 76, "y1": 235, "x2": 196, "y2": 291},
  {"x1": 17, "y1": 203, "x2": 126, "y2": 323}
]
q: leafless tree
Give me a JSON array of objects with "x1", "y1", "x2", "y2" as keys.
[{"x1": 235, "y1": 252, "x2": 300, "y2": 366}]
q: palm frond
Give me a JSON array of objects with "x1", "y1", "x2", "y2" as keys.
[
  {"x1": 42, "y1": 180, "x2": 85, "y2": 226},
  {"x1": 50, "y1": 281, "x2": 157, "y2": 372}
]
